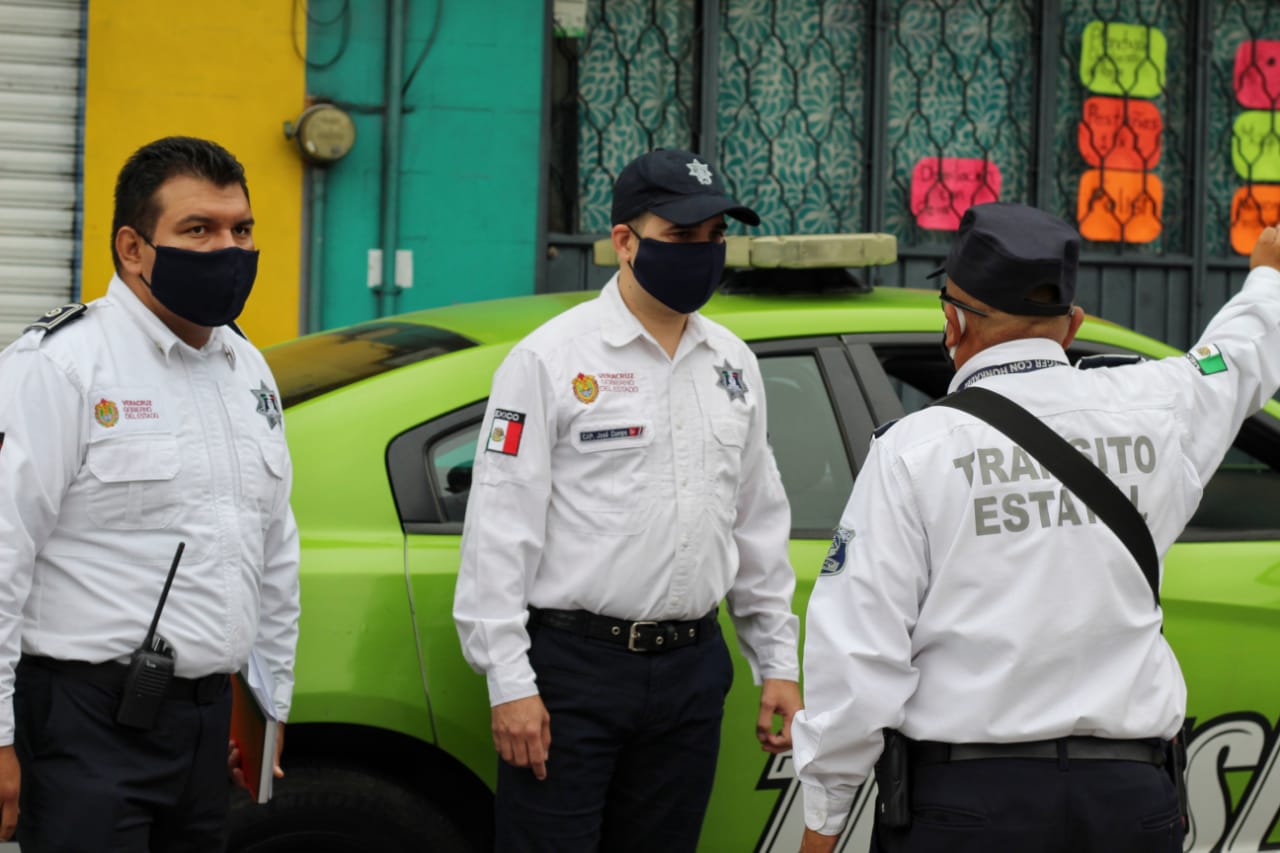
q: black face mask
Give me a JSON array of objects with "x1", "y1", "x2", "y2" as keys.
[
  {"x1": 140, "y1": 241, "x2": 259, "y2": 327},
  {"x1": 628, "y1": 233, "x2": 727, "y2": 315}
]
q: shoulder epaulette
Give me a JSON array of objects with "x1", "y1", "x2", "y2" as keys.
[
  {"x1": 24, "y1": 303, "x2": 87, "y2": 336},
  {"x1": 872, "y1": 418, "x2": 900, "y2": 439},
  {"x1": 1076, "y1": 353, "x2": 1146, "y2": 370}
]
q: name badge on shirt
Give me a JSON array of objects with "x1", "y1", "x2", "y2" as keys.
[{"x1": 579, "y1": 426, "x2": 645, "y2": 443}]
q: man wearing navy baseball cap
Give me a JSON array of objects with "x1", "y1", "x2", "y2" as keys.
[
  {"x1": 455, "y1": 149, "x2": 801, "y2": 851},
  {"x1": 795, "y1": 201, "x2": 1280, "y2": 853}
]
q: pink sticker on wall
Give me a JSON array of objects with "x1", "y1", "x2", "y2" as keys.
[
  {"x1": 1234, "y1": 40, "x2": 1280, "y2": 109},
  {"x1": 911, "y1": 158, "x2": 1002, "y2": 231}
]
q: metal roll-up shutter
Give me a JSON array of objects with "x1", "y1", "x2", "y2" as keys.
[{"x1": 0, "y1": 0, "x2": 83, "y2": 346}]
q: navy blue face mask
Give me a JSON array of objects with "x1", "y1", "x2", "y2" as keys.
[
  {"x1": 628, "y1": 231, "x2": 727, "y2": 315},
  {"x1": 140, "y1": 241, "x2": 259, "y2": 327}
]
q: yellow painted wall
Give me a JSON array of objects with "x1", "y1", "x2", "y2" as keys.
[{"x1": 82, "y1": 1, "x2": 307, "y2": 345}]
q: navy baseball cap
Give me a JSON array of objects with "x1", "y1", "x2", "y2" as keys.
[
  {"x1": 610, "y1": 148, "x2": 760, "y2": 227},
  {"x1": 928, "y1": 202, "x2": 1079, "y2": 317}
]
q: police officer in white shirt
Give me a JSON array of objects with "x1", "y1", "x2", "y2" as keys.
[
  {"x1": 0, "y1": 137, "x2": 301, "y2": 852},
  {"x1": 793, "y1": 203, "x2": 1280, "y2": 853},
  {"x1": 453, "y1": 148, "x2": 802, "y2": 851}
]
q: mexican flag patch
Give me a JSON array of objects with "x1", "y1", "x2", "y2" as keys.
[
  {"x1": 1187, "y1": 344, "x2": 1228, "y2": 376},
  {"x1": 486, "y1": 409, "x2": 526, "y2": 456}
]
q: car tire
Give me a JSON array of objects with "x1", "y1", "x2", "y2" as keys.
[{"x1": 227, "y1": 763, "x2": 476, "y2": 853}]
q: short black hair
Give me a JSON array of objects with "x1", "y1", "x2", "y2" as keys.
[{"x1": 111, "y1": 136, "x2": 250, "y2": 273}]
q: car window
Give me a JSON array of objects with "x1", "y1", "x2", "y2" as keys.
[
  {"x1": 759, "y1": 354, "x2": 855, "y2": 533},
  {"x1": 869, "y1": 342, "x2": 1280, "y2": 541},
  {"x1": 429, "y1": 425, "x2": 480, "y2": 523}
]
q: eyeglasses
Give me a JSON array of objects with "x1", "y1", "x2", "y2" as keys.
[{"x1": 938, "y1": 287, "x2": 990, "y2": 318}]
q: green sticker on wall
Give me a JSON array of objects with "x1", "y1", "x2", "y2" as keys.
[
  {"x1": 1232, "y1": 111, "x2": 1280, "y2": 181},
  {"x1": 1079, "y1": 21, "x2": 1167, "y2": 98}
]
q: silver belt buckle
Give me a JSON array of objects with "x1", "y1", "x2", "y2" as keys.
[{"x1": 627, "y1": 621, "x2": 659, "y2": 652}]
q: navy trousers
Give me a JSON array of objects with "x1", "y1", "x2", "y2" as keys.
[
  {"x1": 871, "y1": 754, "x2": 1184, "y2": 853},
  {"x1": 14, "y1": 657, "x2": 233, "y2": 853},
  {"x1": 494, "y1": 620, "x2": 734, "y2": 853}
]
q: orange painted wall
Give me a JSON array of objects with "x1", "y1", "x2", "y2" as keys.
[{"x1": 81, "y1": 1, "x2": 307, "y2": 345}]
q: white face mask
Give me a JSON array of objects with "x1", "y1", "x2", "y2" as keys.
[{"x1": 945, "y1": 309, "x2": 966, "y2": 363}]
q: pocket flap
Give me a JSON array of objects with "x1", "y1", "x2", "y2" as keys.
[
  {"x1": 711, "y1": 416, "x2": 749, "y2": 448},
  {"x1": 87, "y1": 435, "x2": 180, "y2": 483},
  {"x1": 258, "y1": 439, "x2": 288, "y2": 479}
]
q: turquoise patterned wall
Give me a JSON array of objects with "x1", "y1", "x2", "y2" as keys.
[
  {"x1": 575, "y1": 0, "x2": 697, "y2": 232},
  {"x1": 572, "y1": 0, "x2": 867, "y2": 236},
  {"x1": 718, "y1": 0, "x2": 867, "y2": 235}
]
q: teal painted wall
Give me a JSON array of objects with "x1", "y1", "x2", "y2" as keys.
[{"x1": 305, "y1": 0, "x2": 545, "y2": 329}]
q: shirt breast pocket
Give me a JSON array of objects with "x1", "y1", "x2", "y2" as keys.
[
  {"x1": 560, "y1": 420, "x2": 654, "y2": 533},
  {"x1": 85, "y1": 435, "x2": 181, "y2": 530},
  {"x1": 708, "y1": 416, "x2": 749, "y2": 506},
  {"x1": 243, "y1": 440, "x2": 287, "y2": 529}
]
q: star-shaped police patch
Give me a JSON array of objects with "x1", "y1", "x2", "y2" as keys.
[
  {"x1": 251, "y1": 381, "x2": 283, "y2": 430},
  {"x1": 687, "y1": 158, "x2": 714, "y2": 186},
  {"x1": 714, "y1": 361, "x2": 748, "y2": 403}
]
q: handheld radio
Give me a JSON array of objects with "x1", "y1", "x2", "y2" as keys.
[{"x1": 115, "y1": 541, "x2": 184, "y2": 730}]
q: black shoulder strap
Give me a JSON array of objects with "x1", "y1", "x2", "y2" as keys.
[
  {"x1": 25, "y1": 303, "x2": 87, "y2": 336},
  {"x1": 935, "y1": 386, "x2": 1160, "y2": 608}
]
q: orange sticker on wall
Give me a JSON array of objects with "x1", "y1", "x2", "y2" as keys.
[
  {"x1": 1229, "y1": 185, "x2": 1280, "y2": 255},
  {"x1": 910, "y1": 157, "x2": 1002, "y2": 230},
  {"x1": 1078, "y1": 97, "x2": 1163, "y2": 169},
  {"x1": 1077, "y1": 170, "x2": 1163, "y2": 243}
]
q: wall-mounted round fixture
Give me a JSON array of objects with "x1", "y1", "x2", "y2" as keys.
[{"x1": 289, "y1": 103, "x2": 356, "y2": 165}]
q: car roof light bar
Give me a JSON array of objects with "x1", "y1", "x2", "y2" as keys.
[{"x1": 592, "y1": 232, "x2": 897, "y2": 270}]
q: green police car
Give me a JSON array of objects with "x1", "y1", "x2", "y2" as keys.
[{"x1": 228, "y1": 235, "x2": 1280, "y2": 852}]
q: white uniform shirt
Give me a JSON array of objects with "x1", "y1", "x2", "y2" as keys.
[
  {"x1": 0, "y1": 277, "x2": 301, "y2": 743},
  {"x1": 793, "y1": 266, "x2": 1280, "y2": 835},
  {"x1": 453, "y1": 275, "x2": 799, "y2": 706}
]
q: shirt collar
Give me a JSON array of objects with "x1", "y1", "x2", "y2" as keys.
[
  {"x1": 948, "y1": 337, "x2": 1070, "y2": 394},
  {"x1": 107, "y1": 275, "x2": 226, "y2": 362},
  {"x1": 599, "y1": 273, "x2": 709, "y2": 351}
]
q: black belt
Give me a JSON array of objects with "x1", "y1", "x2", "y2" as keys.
[
  {"x1": 528, "y1": 607, "x2": 718, "y2": 653},
  {"x1": 911, "y1": 736, "x2": 1167, "y2": 766},
  {"x1": 21, "y1": 655, "x2": 230, "y2": 704}
]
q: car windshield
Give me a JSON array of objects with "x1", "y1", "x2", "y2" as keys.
[{"x1": 265, "y1": 321, "x2": 477, "y2": 407}]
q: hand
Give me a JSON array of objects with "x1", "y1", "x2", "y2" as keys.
[
  {"x1": 228, "y1": 722, "x2": 286, "y2": 791},
  {"x1": 0, "y1": 745, "x2": 19, "y2": 840},
  {"x1": 273, "y1": 722, "x2": 286, "y2": 779},
  {"x1": 228, "y1": 738, "x2": 246, "y2": 790},
  {"x1": 1250, "y1": 225, "x2": 1280, "y2": 270},
  {"x1": 799, "y1": 827, "x2": 839, "y2": 853},
  {"x1": 757, "y1": 678, "x2": 803, "y2": 753},
  {"x1": 492, "y1": 694, "x2": 551, "y2": 780}
]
